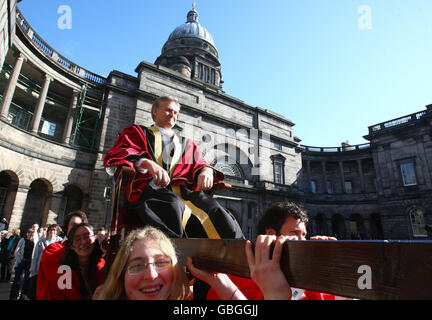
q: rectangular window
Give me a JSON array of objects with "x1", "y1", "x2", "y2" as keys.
[
  {"x1": 204, "y1": 67, "x2": 209, "y2": 83},
  {"x1": 198, "y1": 64, "x2": 203, "y2": 80},
  {"x1": 409, "y1": 207, "x2": 427, "y2": 237},
  {"x1": 326, "y1": 181, "x2": 334, "y2": 194},
  {"x1": 274, "y1": 142, "x2": 282, "y2": 151},
  {"x1": 274, "y1": 161, "x2": 283, "y2": 184},
  {"x1": 400, "y1": 163, "x2": 417, "y2": 186},
  {"x1": 310, "y1": 180, "x2": 317, "y2": 193},
  {"x1": 210, "y1": 69, "x2": 216, "y2": 84},
  {"x1": 41, "y1": 120, "x2": 56, "y2": 136},
  {"x1": 345, "y1": 180, "x2": 353, "y2": 194},
  {"x1": 373, "y1": 178, "x2": 378, "y2": 192}
]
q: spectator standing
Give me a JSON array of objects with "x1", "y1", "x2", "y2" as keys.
[
  {"x1": 0, "y1": 230, "x2": 8, "y2": 276},
  {"x1": 9, "y1": 228, "x2": 34, "y2": 300},
  {"x1": 28, "y1": 224, "x2": 62, "y2": 299},
  {"x1": 0, "y1": 218, "x2": 8, "y2": 232},
  {"x1": 0, "y1": 228, "x2": 20, "y2": 281}
]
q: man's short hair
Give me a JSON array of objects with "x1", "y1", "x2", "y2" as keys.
[
  {"x1": 257, "y1": 201, "x2": 309, "y2": 235},
  {"x1": 151, "y1": 96, "x2": 180, "y2": 121},
  {"x1": 61, "y1": 210, "x2": 88, "y2": 235}
]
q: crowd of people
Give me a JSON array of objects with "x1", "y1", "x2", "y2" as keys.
[
  {"x1": 0, "y1": 214, "x2": 107, "y2": 300},
  {"x1": 0, "y1": 201, "x2": 347, "y2": 301}
]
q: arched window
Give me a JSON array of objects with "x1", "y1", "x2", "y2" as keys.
[
  {"x1": 0, "y1": 170, "x2": 19, "y2": 221},
  {"x1": 21, "y1": 179, "x2": 52, "y2": 231},
  {"x1": 213, "y1": 161, "x2": 243, "y2": 179},
  {"x1": 407, "y1": 206, "x2": 427, "y2": 237}
]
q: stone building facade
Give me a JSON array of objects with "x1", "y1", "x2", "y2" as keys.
[
  {"x1": 0, "y1": 4, "x2": 430, "y2": 240},
  {"x1": 300, "y1": 107, "x2": 432, "y2": 240}
]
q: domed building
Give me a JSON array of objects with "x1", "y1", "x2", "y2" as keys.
[
  {"x1": 155, "y1": 5, "x2": 222, "y2": 87},
  {"x1": 0, "y1": 1, "x2": 430, "y2": 240}
]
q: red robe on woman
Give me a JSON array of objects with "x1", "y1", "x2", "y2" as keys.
[{"x1": 36, "y1": 242, "x2": 105, "y2": 300}]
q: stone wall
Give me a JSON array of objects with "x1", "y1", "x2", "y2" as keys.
[{"x1": 0, "y1": 0, "x2": 16, "y2": 72}]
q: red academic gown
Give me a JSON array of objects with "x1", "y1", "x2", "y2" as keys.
[
  {"x1": 36, "y1": 241, "x2": 105, "y2": 300},
  {"x1": 301, "y1": 290, "x2": 336, "y2": 300},
  {"x1": 104, "y1": 124, "x2": 244, "y2": 240}
]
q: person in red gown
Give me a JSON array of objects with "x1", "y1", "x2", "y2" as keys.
[
  {"x1": 104, "y1": 96, "x2": 244, "y2": 240},
  {"x1": 252, "y1": 201, "x2": 349, "y2": 300}
]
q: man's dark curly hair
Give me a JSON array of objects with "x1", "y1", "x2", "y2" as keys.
[{"x1": 257, "y1": 201, "x2": 309, "y2": 235}]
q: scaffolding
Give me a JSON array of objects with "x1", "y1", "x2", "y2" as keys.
[{"x1": 70, "y1": 82, "x2": 105, "y2": 151}]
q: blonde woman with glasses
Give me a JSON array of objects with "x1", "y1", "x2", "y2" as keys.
[{"x1": 95, "y1": 226, "x2": 248, "y2": 300}]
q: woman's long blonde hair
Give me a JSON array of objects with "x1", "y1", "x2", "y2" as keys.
[{"x1": 95, "y1": 226, "x2": 190, "y2": 300}]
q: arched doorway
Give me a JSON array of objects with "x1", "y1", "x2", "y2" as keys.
[
  {"x1": 0, "y1": 170, "x2": 19, "y2": 224},
  {"x1": 315, "y1": 213, "x2": 327, "y2": 236},
  {"x1": 331, "y1": 214, "x2": 346, "y2": 239},
  {"x1": 20, "y1": 179, "x2": 52, "y2": 231},
  {"x1": 370, "y1": 213, "x2": 384, "y2": 240},
  {"x1": 349, "y1": 214, "x2": 366, "y2": 239}
]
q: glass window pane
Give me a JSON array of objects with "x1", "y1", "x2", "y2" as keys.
[
  {"x1": 409, "y1": 207, "x2": 427, "y2": 237},
  {"x1": 400, "y1": 163, "x2": 417, "y2": 186},
  {"x1": 310, "y1": 180, "x2": 316, "y2": 193},
  {"x1": 326, "y1": 181, "x2": 334, "y2": 194},
  {"x1": 345, "y1": 181, "x2": 352, "y2": 193}
]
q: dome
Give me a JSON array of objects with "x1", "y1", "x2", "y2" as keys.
[{"x1": 167, "y1": 8, "x2": 217, "y2": 50}]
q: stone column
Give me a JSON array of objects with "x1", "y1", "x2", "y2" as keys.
[
  {"x1": 0, "y1": 53, "x2": 26, "y2": 120},
  {"x1": 62, "y1": 90, "x2": 80, "y2": 144},
  {"x1": 338, "y1": 161, "x2": 346, "y2": 193},
  {"x1": 345, "y1": 219, "x2": 352, "y2": 240},
  {"x1": 357, "y1": 159, "x2": 365, "y2": 192},
  {"x1": 321, "y1": 161, "x2": 328, "y2": 194},
  {"x1": 30, "y1": 74, "x2": 53, "y2": 134}
]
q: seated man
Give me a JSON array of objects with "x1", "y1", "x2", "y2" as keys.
[
  {"x1": 256, "y1": 201, "x2": 349, "y2": 300},
  {"x1": 104, "y1": 95, "x2": 244, "y2": 240}
]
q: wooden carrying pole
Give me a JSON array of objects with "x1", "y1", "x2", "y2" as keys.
[{"x1": 173, "y1": 238, "x2": 432, "y2": 300}]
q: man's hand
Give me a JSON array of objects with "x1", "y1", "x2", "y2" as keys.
[
  {"x1": 245, "y1": 235, "x2": 292, "y2": 300},
  {"x1": 196, "y1": 166, "x2": 214, "y2": 190},
  {"x1": 309, "y1": 236, "x2": 337, "y2": 240},
  {"x1": 136, "y1": 158, "x2": 170, "y2": 188}
]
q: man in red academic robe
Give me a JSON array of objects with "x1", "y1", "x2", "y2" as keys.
[{"x1": 104, "y1": 96, "x2": 244, "y2": 240}]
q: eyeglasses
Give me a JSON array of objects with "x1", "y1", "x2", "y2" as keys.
[
  {"x1": 72, "y1": 234, "x2": 95, "y2": 245},
  {"x1": 127, "y1": 258, "x2": 172, "y2": 275}
]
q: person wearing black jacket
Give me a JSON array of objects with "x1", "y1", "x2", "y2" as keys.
[
  {"x1": 9, "y1": 228, "x2": 34, "y2": 299},
  {"x1": 0, "y1": 228, "x2": 20, "y2": 281}
]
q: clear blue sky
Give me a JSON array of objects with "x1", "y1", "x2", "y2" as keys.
[{"x1": 17, "y1": 0, "x2": 432, "y2": 147}]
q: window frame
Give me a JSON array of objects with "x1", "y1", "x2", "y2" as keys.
[{"x1": 400, "y1": 162, "x2": 417, "y2": 186}]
